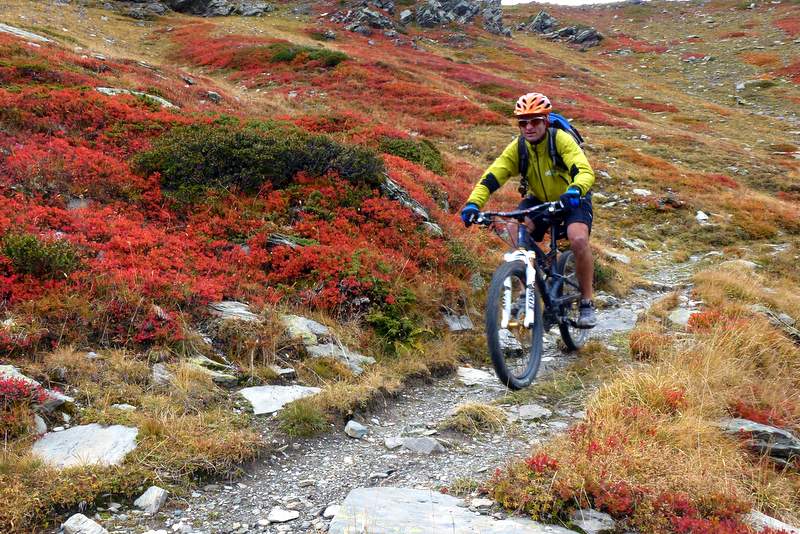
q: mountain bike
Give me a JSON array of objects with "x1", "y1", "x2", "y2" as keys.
[{"x1": 475, "y1": 200, "x2": 589, "y2": 390}]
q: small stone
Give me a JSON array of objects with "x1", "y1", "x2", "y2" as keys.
[
  {"x1": 63, "y1": 513, "x2": 108, "y2": 534},
  {"x1": 323, "y1": 504, "x2": 340, "y2": 518},
  {"x1": 345, "y1": 420, "x2": 368, "y2": 439},
  {"x1": 571, "y1": 509, "x2": 616, "y2": 533},
  {"x1": 518, "y1": 404, "x2": 553, "y2": 420},
  {"x1": 206, "y1": 91, "x2": 222, "y2": 103},
  {"x1": 604, "y1": 251, "x2": 631, "y2": 265},
  {"x1": 257, "y1": 518, "x2": 270, "y2": 526},
  {"x1": 134, "y1": 486, "x2": 168, "y2": 515},
  {"x1": 471, "y1": 498, "x2": 493, "y2": 509},
  {"x1": 111, "y1": 403, "x2": 136, "y2": 411},
  {"x1": 299, "y1": 479, "x2": 316, "y2": 487},
  {"x1": 668, "y1": 308, "x2": 692, "y2": 328},
  {"x1": 401, "y1": 437, "x2": 445, "y2": 455},
  {"x1": 384, "y1": 436, "x2": 404, "y2": 449},
  {"x1": 696, "y1": 210, "x2": 709, "y2": 222},
  {"x1": 632, "y1": 188, "x2": 652, "y2": 196},
  {"x1": 34, "y1": 414, "x2": 47, "y2": 434}
]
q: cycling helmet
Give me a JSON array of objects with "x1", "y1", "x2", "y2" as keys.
[{"x1": 514, "y1": 92, "x2": 552, "y2": 116}]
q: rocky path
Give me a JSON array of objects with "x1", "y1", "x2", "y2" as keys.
[{"x1": 96, "y1": 260, "x2": 691, "y2": 534}]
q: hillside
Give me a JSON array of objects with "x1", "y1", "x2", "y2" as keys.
[{"x1": 0, "y1": 0, "x2": 799, "y2": 531}]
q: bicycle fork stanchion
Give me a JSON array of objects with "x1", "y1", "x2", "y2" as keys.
[
  {"x1": 501, "y1": 278, "x2": 512, "y2": 329},
  {"x1": 502, "y1": 250, "x2": 538, "y2": 329}
]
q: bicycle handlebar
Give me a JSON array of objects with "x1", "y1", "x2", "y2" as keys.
[{"x1": 475, "y1": 200, "x2": 568, "y2": 226}]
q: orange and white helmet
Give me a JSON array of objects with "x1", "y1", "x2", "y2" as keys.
[{"x1": 514, "y1": 92, "x2": 552, "y2": 116}]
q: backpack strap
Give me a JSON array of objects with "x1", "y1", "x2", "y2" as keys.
[
  {"x1": 547, "y1": 127, "x2": 566, "y2": 170},
  {"x1": 517, "y1": 134, "x2": 529, "y2": 197}
]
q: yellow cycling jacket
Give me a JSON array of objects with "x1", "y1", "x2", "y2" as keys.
[{"x1": 466, "y1": 129, "x2": 595, "y2": 208}]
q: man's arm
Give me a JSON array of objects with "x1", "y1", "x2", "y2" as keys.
[
  {"x1": 555, "y1": 131, "x2": 595, "y2": 196},
  {"x1": 465, "y1": 139, "x2": 520, "y2": 209}
]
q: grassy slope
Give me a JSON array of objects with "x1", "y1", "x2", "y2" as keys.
[{"x1": 0, "y1": 0, "x2": 798, "y2": 530}]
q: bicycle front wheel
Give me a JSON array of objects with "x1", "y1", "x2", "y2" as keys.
[
  {"x1": 485, "y1": 260, "x2": 543, "y2": 390},
  {"x1": 557, "y1": 250, "x2": 589, "y2": 351}
]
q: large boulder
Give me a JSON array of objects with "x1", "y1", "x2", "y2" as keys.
[
  {"x1": 147, "y1": 0, "x2": 273, "y2": 16},
  {"x1": 524, "y1": 10, "x2": 557, "y2": 33}
]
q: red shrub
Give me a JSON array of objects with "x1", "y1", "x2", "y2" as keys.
[
  {"x1": 774, "y1": 16, "x2": 800, "y2": 38},
  {"x1": 524, "y1": 452, "x2": 559, "y2": 473}
]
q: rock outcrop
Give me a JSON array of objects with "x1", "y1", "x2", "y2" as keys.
[
  {"x1": 415, "y1": 0, "x2": 510, "y2": 36},
  {"x1": 112, "y1": 0, "x2": 273, "y2": 18},
  {"x1": 518, "y1": 10, "x2": 603, "y2": 48}
]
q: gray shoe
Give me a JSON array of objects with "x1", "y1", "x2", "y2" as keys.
[{"x1": 577, "y1": 300, "x2": 597, "y2": 329}]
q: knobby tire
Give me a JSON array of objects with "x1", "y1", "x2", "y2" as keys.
[{"x1": 485, "y1": 260, "x2": 543, "y2": 390}]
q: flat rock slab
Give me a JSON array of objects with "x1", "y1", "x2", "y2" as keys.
[
  {"x1": 570, "y1": 509, "x2": 616, "y2": 533},
  {"x1": 33, "y1": 424, "x2": 138, "y2": 468},
  {"x1": 238, "y1": 385, "x2": 320, "y2": 415},
  {"x1": 96, "y1": 87, "x2": 178, "y2": 109},
  {"x1": 208, "y1": 301, "x2": 261, "y2": 322},
  {"x1": 0, "y1": 23, "x2": 52, "y2": 42},
  {"x1": 306, "y1": 343, "x2": 375, "y2": 375},
  {"x1": 515, "y1": 404, "x2": 553, "y2": 421},
  {"x1": 745, "y1": 510, "x2": 800, "y2": 534},
  {"x1": 329, "y1": 487, "x2": 578, "y2": 534},
  {"x1": 457, "y1": 367, "x2": 500, "y2": 387}
]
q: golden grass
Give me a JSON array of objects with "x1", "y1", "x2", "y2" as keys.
[
  {"x1": 496, "y1": 266, "x2": 800, "y2": 527},
  {"x1": 440, "y1": 403, "x2": 508, "y2": 435}
]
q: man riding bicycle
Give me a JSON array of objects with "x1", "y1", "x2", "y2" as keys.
[{"x1": 461, "y1": 92, "x2": 597, "y2": 328}]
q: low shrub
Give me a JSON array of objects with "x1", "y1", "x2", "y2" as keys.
[
  {"x1": 266, "y1": 43, "x2": 348, "y2": 68},
  {"x1": 0, "y1": 376, "x2": 47, "y2": 439},
  {"x1": 378, "y1": 136, "x2": 445, "y2": 175},
  {"x1": 133, "y1": 123, "x2": 385, "y2": 201},
  {"x1": 1, "y1": 233, "x2": 80, "y2": 279},
  {"x1": 440, "y1": 402, "x2": 507, "y2": 435}
]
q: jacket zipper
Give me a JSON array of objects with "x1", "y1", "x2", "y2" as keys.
[{"x1": 532, "y1": 144, "x2": 548, "y2": 201}]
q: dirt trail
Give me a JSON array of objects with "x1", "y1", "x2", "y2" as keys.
[{"x1": 104, "y1": 258, "x2": 694, "y2": 534}]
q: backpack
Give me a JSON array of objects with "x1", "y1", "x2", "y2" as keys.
[{"x1": 517, "y1": 112, "x2": 585, "y2": 197}]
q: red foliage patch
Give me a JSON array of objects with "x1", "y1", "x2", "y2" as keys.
[
  {"x1": 621, "y1": 97, "x2": 679, "y2": 113},
  {"x1": 774, "y1": 59, "x2": 800, "y2": 84},
  {"x1": 524, "y1": 452, "x2": 559, "y2": 473},
  {"x1": 610, "y1": 34, "x2": 668, "y2": 54},
  {"x1": 774, "y1": 16, "x2": 800, "y2": 38}
]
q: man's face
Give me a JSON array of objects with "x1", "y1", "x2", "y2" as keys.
[{"x1": 518, "y1": 115, "x2": 547, "y2": 143}]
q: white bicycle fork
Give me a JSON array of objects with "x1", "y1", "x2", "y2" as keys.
[{"x1": 500, "y1": 250, "x2": 538, "y2": 329}]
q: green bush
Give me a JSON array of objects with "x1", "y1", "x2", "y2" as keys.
[
  {"x1": 1, "y1": 233, "x2": 80, "y2": 279},
  {"x1": 278, "y1": 398, "x2": 330, "y2": 437},
  {"x1": 487, "y1": 101, "x2": 514, "y2": 116},
  {"x1": 133, "y1": 123, "x2": 385, "y2": 201},
  {"x1": 267, "y1": 43, "x2": 348, "y2": 67},
  {"x1": 378, "y1": 136, "x2": 445, "y2": 174}
]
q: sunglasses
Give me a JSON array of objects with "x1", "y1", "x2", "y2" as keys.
[{"x1": 518, "y1": 118, "x2": 547, "y2": 128}]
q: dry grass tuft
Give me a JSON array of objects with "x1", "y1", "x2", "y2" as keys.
[{"x1": 440, "y1": 402, "x2": 508, "y2": 435}]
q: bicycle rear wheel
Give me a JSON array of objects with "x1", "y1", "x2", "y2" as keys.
[
  {"x1": 557, "y1": 251, "x2": 588, "y2": 351},
  {"x1": 485, "y1": 260, "x2": 543, "y2": 390}
]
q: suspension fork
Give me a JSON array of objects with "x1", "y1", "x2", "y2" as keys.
[{"x1": 501, "y1": 250, "x2": 538, "y2": 329}]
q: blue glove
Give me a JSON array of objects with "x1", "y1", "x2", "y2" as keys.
[
  {"x1": 560, "y1": 187, "x2": 581, "y2": 209},
  {"x1": 460, "y1": 203, "x2": 480, "y2": 227}
]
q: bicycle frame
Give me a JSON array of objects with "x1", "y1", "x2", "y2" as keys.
[{"x1": 484, "y1": 202, "x2": 582, "y2": 330}]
